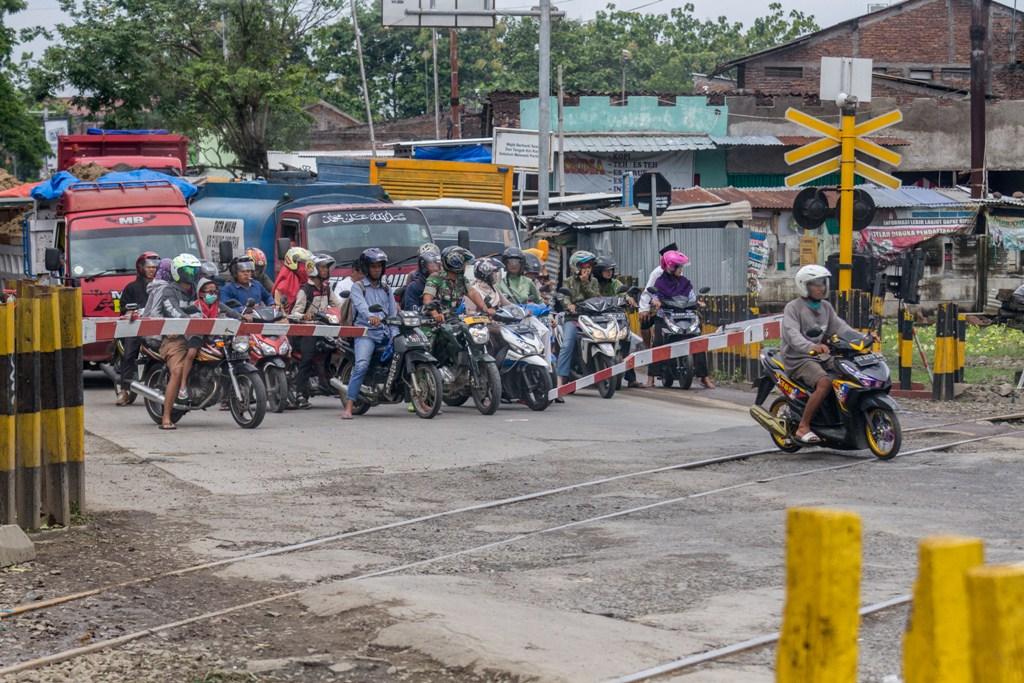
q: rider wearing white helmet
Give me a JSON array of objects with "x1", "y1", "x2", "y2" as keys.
[{"x1": 781, "y1": 264, "x2": 858, "y2": 444}]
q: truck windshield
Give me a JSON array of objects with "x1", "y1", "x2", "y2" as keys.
[
  {"x1": 307, "y1": 208, "x2": 432, "y2": 265},
  {"x1": 68, "y1": 224, "x2": 201, "y2": 278},
  {"x1": 417, "y1": 207, "x2": 519, "y2": 257}
]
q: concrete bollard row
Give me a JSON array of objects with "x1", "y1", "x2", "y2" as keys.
[
  {"x1": 0, "y1": 283, "x2": 84, "y2": 530},
  {"x1": 776, "y1": 508, "x2": 1024, "y2": 682}
]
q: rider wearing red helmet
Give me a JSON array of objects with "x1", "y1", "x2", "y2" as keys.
[
  {"x1": 244, "y1": 247, "x2": 275, "y2": 293},
  {"x1": 115, "y1": 251, "x2": 161, "y2": 406}
]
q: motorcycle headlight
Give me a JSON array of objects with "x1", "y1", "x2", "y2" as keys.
[
  {"x1": 469, "y1": 325, "x2": 490, "y2": 345},
  {"x1": 279, "y1": 339, "x2": 291, "y2": 355},
  {"x1": 232, "y1": 336, "x2": 250, "y2": 353},
  {"x1": 501, "y1": 327, "x2": 540, "y2": 355},
  {"x1": 257, "y1": 339, "x2": 276, "y2": 355}
]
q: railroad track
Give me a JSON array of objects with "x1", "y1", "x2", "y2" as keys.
[{"x1": 2, "y1": 411, "x2": 1021, "y2": 677}]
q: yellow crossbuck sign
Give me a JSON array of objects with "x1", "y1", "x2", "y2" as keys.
[{"x1": 783, "y1": 107, "x2": 903, "y2": 189}]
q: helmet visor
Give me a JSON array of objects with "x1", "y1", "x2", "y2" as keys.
[{"x1": 235, "y1": 260, "x2": 255, "y2": 272}]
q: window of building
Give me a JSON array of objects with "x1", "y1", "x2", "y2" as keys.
[
  {"x1": 941, "y1": 67, "x2": 971, "y2": 78},
  {"x1": 909, "y1": 68, "x2": 934, "y2": 80},
  {"x1": 764, "y1": 66, "x2": 804, "y2": 78}
]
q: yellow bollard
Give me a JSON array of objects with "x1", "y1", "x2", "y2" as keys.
[
  {"x1": 902, "y1": 536, "x2": 984, "y2": 683},
  {"x1": 967, "y1": 564, "x2": 1024, "y2": 683},
  {"x1": 776, "y1": 507, "x2": 862, "y2": 683},
  {"x1": 58, "y1": 287, "x2": 85, "y2": 510},
  {"x1": 14, "y1": 281, "x2": 41, "y2": 529},
  {"x1": 37, "y1": 286, "x2": 69, "y2": 527},
  {"x1": 0, "y1": 299, "x2": 14, "y2": 524}
]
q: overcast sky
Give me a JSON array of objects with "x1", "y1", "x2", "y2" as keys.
[{"x1": 8, "y1": 0, "x2": 877, "y2": 63}]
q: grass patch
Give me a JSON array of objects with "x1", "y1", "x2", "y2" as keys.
[{"x1": 878, "y1": 321, "x2": 1024, "y2": 386}]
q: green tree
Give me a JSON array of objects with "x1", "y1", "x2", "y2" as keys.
[
  {"x1": 0, "y1": 0, "x2": 49, "y2": 176},
  {"x1": 35, "y1": 0, "x2": 344, "y2": 175}
]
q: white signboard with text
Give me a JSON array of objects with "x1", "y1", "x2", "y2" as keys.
[
  {"x1": 563, "y1": 151, "x2": 695, "y2": 194},
  {"x1": 492, "y1": 128, "x2": 553, "y2": 170},
  {"x1": 195, "y1": 216, "x2": 246, "y2": 256},
  {"x1": 382, "y1": 0, "x2": 494, "y2": 28}
]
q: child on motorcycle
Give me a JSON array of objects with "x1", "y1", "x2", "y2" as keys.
[
  {"x1": 341, "y1": 248, "x2": 398, "y2": 420},
  {"x1": 649, "y1": 250, "x2": 714, "y2": 389},
  {"x1": 781, "y1": 264, "x2": 858, "y2": 444},
  {"x1": 289, "y1": 253, "x2": 343, "y2": 409},
  {"x1": 555, "y1": 250, "x2": 601, "y2": 399},
  {"x1": 273, "y1": 246, "x2": 313, "y2": 310}
]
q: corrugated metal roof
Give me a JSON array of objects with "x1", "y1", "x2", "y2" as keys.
[
  {"x1": 708, "y1": 186, "x2": 800, "y2": 210},
  {"x1": 776, "y1": 135, "x2": 911, "y2": 147},
  {"x1": 604, "y1": 200, "x2": 752, "y2": 226},
  {"x1": 710, "y1": 135, "x2": 784, "y2": 146},
  {"x1": 562, "y1": 134, "x2": 715, "y2": 153},
  {"x1": 859, "y1": 185, "x2": 972, "y2": 208},
  {"x1": 671, "y1": 187, "x2": 727, "y2": 205}
]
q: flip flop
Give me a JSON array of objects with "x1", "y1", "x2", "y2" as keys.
[
  {"x1": 159, "y1": 424, "x2": 177, "y2": 431},
  {"x1": 796, "y1": 431, "x2": 822, "y2": 445},
  {"x1": 339, "y1": 413, "x2": 353, "y2": 421}
]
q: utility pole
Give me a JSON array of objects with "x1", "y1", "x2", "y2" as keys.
[
  {"x1": 221, "y1": 11, "x2": 229, "y2": 62},
  {"x1": 970, "y1": 0, "x2": 988, "y2": 199},
  {"x1": 450, "y1": 28, "x2": 461, "y2": 139},
  {"x1": 350, "y1": 0, "x2": 376, "y2": 157},
  {"x1": 432, "y1": 29, "x2": 441, "y2": 139},
  {"x1": 557, "y1": 64, "x2": 565, "y2": 198},
  {"x1": 537, "y1": 0, "x2": 552, "y2": 213}
]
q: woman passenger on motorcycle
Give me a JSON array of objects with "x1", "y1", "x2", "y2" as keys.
[
  {"x1": 341, "y1": 248, "x2": 398, "y2": 420},
  {"x1": 421, "y1": 246, "x2": 493, "y2": 322},
  {"x1": 554, "y1": 251, "x2": 601, "y2": 398},
  {"x1": 649, "y1": 250, "x2": 714, "y2": 389},
  {"x1": 403, "y1": 243, "x2": 441, "y2": 311},
  {"x1": 290, "y1": 253, "x2": 343, "y2": 409},
  {"x1": 273, "y1": 246, "x2": 313, "y2": 311},
  {"x1": 466, "y1": 257, "x2": 511, "y2": 314},
  {"x1": 498, "y1": 247, "x2": 541, "y2": 305}
]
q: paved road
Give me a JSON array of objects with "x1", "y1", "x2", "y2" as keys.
[{"x1": 12, "y1": 377, "x2": 1024, "y2": 682}]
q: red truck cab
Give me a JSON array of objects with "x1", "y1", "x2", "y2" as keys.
[
  {"x1": 275, "y1": 204, "x2": 433, "y2": 291},
  {"x1": 50, "y1": 182, "x2": 204, "y2": 362},
  {"x1": 58, "y1": 133, "x2": 189, "y2": 175}
]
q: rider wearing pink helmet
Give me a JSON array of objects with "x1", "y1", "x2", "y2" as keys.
[{"x1": 659, "y1": 249, "x2": 690, "y2": 274}]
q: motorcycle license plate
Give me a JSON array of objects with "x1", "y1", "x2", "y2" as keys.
[
  {"x1": 853, "y1": 353, "x2": 884, "y2": 367},
  {"x1": 463, "y1": 316, "x2": 490, "y2": 325}
]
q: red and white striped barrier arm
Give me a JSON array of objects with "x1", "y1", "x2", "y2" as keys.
[
  {"x1": 82, "y1": 317, "x2": 368, "y2": 344},
  {"x1": 548, "y1": 315, "x2": 783, "y2": 400}
]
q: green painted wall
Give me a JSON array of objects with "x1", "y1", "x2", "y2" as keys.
[
  {"x1": 694, "y1": 150, "x2": 727, "y2": 187},
  {"x1": 520, "y1": 95, "x2": 728, "y2": 136}
]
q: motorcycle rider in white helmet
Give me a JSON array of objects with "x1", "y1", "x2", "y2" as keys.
[{"x1": 780, "y1": 265, "x2": 858, "y2": 444}]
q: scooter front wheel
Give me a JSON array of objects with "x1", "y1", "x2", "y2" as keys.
[
  {"x1": 471, "y1": 361, "x2": 502, "y2": 415},
  {"x1": 264, "y1": 366, "x2": 288, "y2": 413},
  {"x1": 522, "y1": 364, "x2": 552, "y2": 411},
  {"x1": 768, "y1": 397, "x2": 801, "y2": 453},
  {"x1": 864, "y1": 406, "x2": 901, "y2": 459},
  {"x1": 409, "y1": 364, "x2": 443, "y2": 419}
]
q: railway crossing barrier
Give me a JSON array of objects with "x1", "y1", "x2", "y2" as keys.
[
  {"x1": 0, "y1": 284, "x2": 84, "y2": 531},
  {"x1": 779, "y1": 508, "x2": 1022, "y2": 683}
]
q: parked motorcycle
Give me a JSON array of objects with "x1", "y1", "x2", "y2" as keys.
[
  {"x1": 647, "y1": 286, "x2": 710, "y2": 389},
  {"x1": 492, "y1": 303, "x2": 551, "y2": 411},
  {"x1": 749, "y1": 326, "x2": 901, "y2": 459},
  {"x1": 243, "y1": 302, "x2": 291, "y2": 413},
  {"x1": 553, "y1": 287, "x2": 632, "y2": 399},
  {"x1": 333, "y1": 304, "x2": 444, "y2": 418},
  {"x1": 428, "y1": 306, "x2": 502, "y2": 415},
  {"x1": 131, "y1": 332, "x2": 268, "y2": 429}
]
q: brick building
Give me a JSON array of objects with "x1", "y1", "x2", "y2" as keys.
[{"x1": 712, "y1": 0, "x2": 1024, "y2": 100}]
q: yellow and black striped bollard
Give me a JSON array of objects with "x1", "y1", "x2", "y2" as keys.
[
  {"x1": 14, "y1": 281, "x2": 41, "y2": 529},
  {"x1": 0, "y1": 296, "x2": 14, "y2": 524},
  {"x1": 899, "y1": 308, "x2": 914, "y2": 390},
  {"x1": 60, "y1": 287, "x2": 85, "y2": 509},
  {"x1": 38, "y1": 285, "x2": 69, "y2": 526}
]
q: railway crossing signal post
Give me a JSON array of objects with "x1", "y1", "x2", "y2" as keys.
[{"x1": 784, "y1": 57, "x2": 904, "y2": 294}]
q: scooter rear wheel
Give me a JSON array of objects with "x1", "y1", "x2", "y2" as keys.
[{"x1": 768, "y1": 397, "x2": 801, "y2": 453}]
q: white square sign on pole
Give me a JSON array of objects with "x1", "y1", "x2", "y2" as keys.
[
  {"x1": 382, "y1": 0, "x2": 495, "y2": 28},
  {"x1": 492, "y1": 128, "x2": 554, "y2": 170},
  {"x1": 820, "y1": 57, "x2": 873, "y2": 104}
]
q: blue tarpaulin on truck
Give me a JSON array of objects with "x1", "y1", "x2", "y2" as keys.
[
  {"x1": 413, "y1": 144, "x2": 491, "y2": 163},
  {"x1": 31, "y1": 169, "x2": 198, "y2": 201}
]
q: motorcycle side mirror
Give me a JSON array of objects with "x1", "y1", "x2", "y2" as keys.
[
  {"x1": 276, "y1": 237, "x2": 290, "y2": 259},
  {"x1": 45, "y1": 248, "x2": 63, "y2": 273},
  {"x1": 617, "y1": 284, "x2": 629, "y2": 294},
  {"x1": 806, "y1": 326, "x2": 824, "y2": 338},
  {"x1": 457, "y1": 229, "x2": 471, "y2": 251},
  {"x1": 646, "y1": 286, "x2": 659, "y2": 295},
  {"x1": 245, "y1": 297, "x2": 256, "y2": 307},
  {"x1": 226, "y1": 299, "x2": 242, "y2": 308},
  {"x1": 339, "y1": 290, "x2": 350, "y2": 299},
  {"x1": 218, "y1": 240, "x2": 233, "y2": 264},
  {"x1": 557, "y1": 287, "x2": 572, "y2": 297},
  {"x1": 368, "y1": 304, "x2": 385, "y2": 313},
  {"x1": 394, "y1": 286, "x2": 406, "y2": 301},
  {"x1": 699, "y1": 286, "x2": 711, "y2": 294}
]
